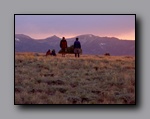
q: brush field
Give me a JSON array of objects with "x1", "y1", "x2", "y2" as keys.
[{"x1": 15, "y1": 53, "x2": 135, "y2": 104}]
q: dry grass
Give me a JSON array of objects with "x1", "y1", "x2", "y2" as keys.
[{"x1": 15, "y1": 52, "x2": 135, "y2": 104}]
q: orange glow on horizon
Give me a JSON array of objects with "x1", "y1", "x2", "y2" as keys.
[
  {"x1": 114, "y1": 30, "x2": 135, "y2": 40},
  {"x1": 17, "y1": 32, "x2": 135, "y2": 40}
]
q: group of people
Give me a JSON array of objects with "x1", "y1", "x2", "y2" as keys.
[
  {"x1": 46, "y1": 37, "x2": 81, "y2": 57},
  {"x1": 60, "y1": 37, "x2": 81, "y2": 57},
  {"x1": 46, "y1": 49, "x2": 56, "y2": 56}
]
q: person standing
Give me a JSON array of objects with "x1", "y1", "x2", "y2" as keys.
[
  {"x1": 74, "y1": 37, "x2": 81, "y2": 57},
  {"x1": 60, "y1": 37, "x2": 68, "y2": 57}
]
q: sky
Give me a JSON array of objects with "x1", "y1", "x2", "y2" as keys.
[{"x1": 15, "y1": 15, "x2": 135, "y2": 40}]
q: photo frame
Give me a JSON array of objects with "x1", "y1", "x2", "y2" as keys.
[{"x1": 14, "y1": 14, "x2": 136, "y2": 105}]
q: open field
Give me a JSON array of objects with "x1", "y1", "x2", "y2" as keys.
[{"x1": 15, "y1": 53, "x2": 135, "y2": 104}]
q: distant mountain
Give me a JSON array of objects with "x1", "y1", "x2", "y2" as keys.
[
  {"x1": 37, "y1": 35, "x2": 61, "y2": 52},
  {"x1": 15, "y1": 34, "x2": 135, "y2": 56},
  {"x1": 15, "y1": 34, "x2": 53, "y2": 52},
  {"x1": 66, "y1": 34, "x2": 135, "y2": 55}
]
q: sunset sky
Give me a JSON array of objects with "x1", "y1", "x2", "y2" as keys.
[{"x1": 15, "y1": 15, "x2": 135, "y2": 40}]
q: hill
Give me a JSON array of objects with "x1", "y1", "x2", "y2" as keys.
[
  {"x1": 15, "y1": 53, "x2": 135, "y2": 104},
  {"x1": 15, "y1": 34, "x2": 135, "y2": 56}
]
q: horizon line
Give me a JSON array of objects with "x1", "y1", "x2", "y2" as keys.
[{"x1": 15, "y1": 33, "x2": 135, "y2": 41}]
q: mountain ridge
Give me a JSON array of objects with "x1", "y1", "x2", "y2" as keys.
[{"x1": 15, "y1": 34, "x2": 135, "y2": 56}]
